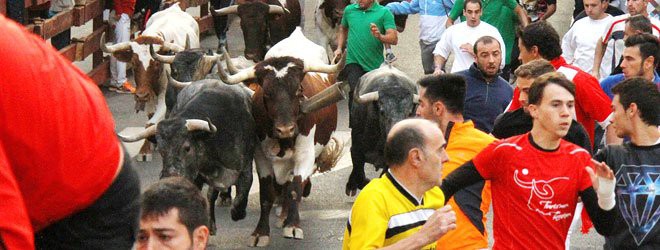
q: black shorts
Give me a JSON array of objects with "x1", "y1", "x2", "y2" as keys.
[{"x1": 35, "y1": 148, "x2": 140, "y2": 250}]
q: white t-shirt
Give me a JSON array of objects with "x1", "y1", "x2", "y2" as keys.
[
  {"x1": 433, "y1": 21, "x2": 505, "y2": 73},
  {"x1": 600, "y1": 14, "x2": 660, "y2": 77},
  {"x1": 562, "y1": 15, "x2": 614, "y2": 77}
]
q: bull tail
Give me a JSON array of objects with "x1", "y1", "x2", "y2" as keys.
[{"x1": 315, "y1": 136, "x2": 344, "y2": 173}]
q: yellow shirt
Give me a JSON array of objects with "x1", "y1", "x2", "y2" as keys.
[{"x1": 342, "y1": 171, "x2": 445, "y2": 250}]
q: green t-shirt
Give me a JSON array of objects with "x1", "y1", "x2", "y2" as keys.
[
  {"x1": 449, "y1": 0, "x2": 519, "y2": 64},
  {"x1": 341, "y1": 3, "x2": 396, "y2": 71}
]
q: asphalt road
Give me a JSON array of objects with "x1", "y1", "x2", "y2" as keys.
[{"x1": 83, "y1": 0, "x2": 605, "y2": 249}]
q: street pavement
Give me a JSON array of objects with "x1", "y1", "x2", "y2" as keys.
[{"x1": 83, "y1": 0, "x2": 605, "y2": 249}]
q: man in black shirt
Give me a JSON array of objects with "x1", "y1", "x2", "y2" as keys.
[
  {"x1": 594, "y1": 77, "x2": 660, "y2": 249},
  {"x1": 492, "y1": 59, "x2": 593, "y2": 153}
]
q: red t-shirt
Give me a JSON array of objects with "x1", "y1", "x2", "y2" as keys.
[
  {"x1": 508, "y1": 57, "x2": 612, "y2": 144},
  {"x1": 0, "y1": 15, "x2": 120, "y2": 249},
  {"x1": 473, "y1": 133, "x2": 593, "y2": 250}
]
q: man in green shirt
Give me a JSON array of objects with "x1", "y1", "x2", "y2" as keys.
[
  {"x1": 334, "y1": 0, "x2": 398, "y2": 112},
  {"x1": 446, "y1": 0, "x2": 528, "y2": 80}
]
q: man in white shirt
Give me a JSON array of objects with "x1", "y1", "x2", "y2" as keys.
[
  {"x1": 562, "y1": 0, "x2": 614, "y2": 77},
  {"x1": 432, "y1": 0, "x2": 505, "y2": 74}
]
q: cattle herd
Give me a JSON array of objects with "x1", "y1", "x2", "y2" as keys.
[{"x1": 108, "y1": 0, "x2": 415, "y2": 247}]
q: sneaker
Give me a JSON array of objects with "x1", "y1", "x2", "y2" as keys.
[
  {"x1": 385, "y1": 52, "x2": 397, "y2": 63},
  {"x1": 109, "y1": 81, "x2": 136, "y2": 94}
]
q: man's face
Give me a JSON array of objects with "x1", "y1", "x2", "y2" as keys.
[
  {"x1": 621, "y1": 46, "x2": 647, "y2": 78},
  {"x1": 420, "y1": 131, "x2": 449, "y2": 187},
  {"x1": 627, "y1": 0, "x2": 647, "y2": 16},
  {"x1": 517, "y1": 77, "x2": 534, "y2": 112},
  {"x1": 528, "y1": 84, "x2": 575, "y2": 139},
  {"x1": 475, "y1": 41, "x2": 502, "y2": 77},
  {"x1": 358, "y1": 0, "x2": 374, "y2": 9},
  {"x1": 584, "y1": 0, "x2": 606, "y2": 19},
  {"x1": 463, "y1": 2, "x2": 482, "y2": 27},
  {"x1": 415, "y1": 88, "x2": 441, "y2": 123},
  {"x1": 518, "y1": 38, "x2": 539, "y2": 64},
  {"x1": 611, "y1": 95, "x2": 632, "y2": 138},
  {"x1": 137, "y1": 208, "x2": 208, "y2": 250}
]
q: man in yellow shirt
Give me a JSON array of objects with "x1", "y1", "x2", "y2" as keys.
[
  {"x1": 342, "y1": 118, "x2": 457, "y2": 249},
  {"x1": 416, "y1": 74, "x2": 497, "y2": 249}
]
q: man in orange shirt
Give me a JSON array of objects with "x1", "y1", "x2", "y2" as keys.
[{"x1": 416, "y1": 74, "x2": 496, "y2": 249}]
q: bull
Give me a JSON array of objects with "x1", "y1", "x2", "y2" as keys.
[
  {"x1": 314, "y1": 0, "x2": 350, "y2": 54},
  {"x1": 213, "y1": 0, "x2": 301, "y2": 62},
  {"x1": 117, "y1": 79, "x2": 257, "y2": 234},
  {"x1": 217, "y1": 28, "x2": 345, "y2": 247},
  {"x1": 345, "y1": 64, "x2": 419, "y2": 196},
  {"x1": 101, "y1": 3, "x2": 200, "y2": 160}
]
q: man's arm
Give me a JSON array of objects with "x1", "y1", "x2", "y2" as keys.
[
  {"x1": 446, "y1": 0, "x2": 465, "y2": 27},
  {"x1": 580, "y1": 159, "x2": 618, "y2": 236},
  {"x1": 379, "y1": 205, "x2": 457, "y2": 250},
  {"x1": 561, "y1": 26, "x2": 577, "y2": 64},
  {"x1": 371, "y1": 25, "x2": 399, "y2": 45},
  {"x1": 540, "y1": 4, "x2": 557, "y2": 21},
  {"x1": 592, "y1": 37, "x2": 606, "y2": 79},
  {"x1": 333, "y1": 25, "x2": 348, "y2": 62},
  {"x1": 440, "y1": 161, "x2": 486, "y2": 200},
  {"x1": 386, "y1": 0, "x2": 421, "y2": 15},
  {"x1": 514, "y1": 5, "x2": 530, "y2": 27},
  {"x1": 433, "y1": 55, "x2": 448, "y2": 74}
]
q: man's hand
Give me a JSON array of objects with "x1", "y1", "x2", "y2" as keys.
[
  {"x1": 459, "y1": 43, "x2": 475, "y2": 57},
  {"x1": 591, "y1": 69, "x2": 601, "y2": 80},
  {"x1": 586, "y1": 159, "x2": 616, "y2": 210},
  {"x1": 370, "y1": 23, "x2": 382, "y2": 40},
  {"x1": 333, "y1": 49, "x2": 343, "y2": 64},
  {"x1": 586, "y1": 159, "x2": 614, "y2": 191},
  {"x1": 433, "y1": 68, "x2": 445, "y2": 75},
  {"x1": 417, "y1": 205, "x2": 457, "y2": 244}
]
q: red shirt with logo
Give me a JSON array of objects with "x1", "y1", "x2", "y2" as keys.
[
  {"x1": 473, "y1": 133, "x2": 593, "y2": 250},
  {"x1": 508, "y1": 57, "x2": 612, "y2": 144},
  {"x1": 0, "y1": 15, "x2": 120, "y2": 249}
]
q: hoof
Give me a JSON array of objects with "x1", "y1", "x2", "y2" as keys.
[
  {"x1": 248, "y1": 234, "x2": 270, "y2": 247},
  {"x1": 283, "y1": 226, "x2": 303, "y2": 239},
  {"x1": 135, "y1": 153, "x2": 152, "y2": 162},
  {"x1": 345, "y1": 178, "x2": 370, "y2": 197},
  {"x1": 230, "y1": 207, "x2": 246, "y2": 221}
]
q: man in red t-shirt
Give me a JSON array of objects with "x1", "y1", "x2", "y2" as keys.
[
  {"x1": 441, "y1": 72, "x2": 618, "y2": 249},
  {"x1": 0, "y1": 15, "x2": 140, "y2": 249},
  {"x1": 512, "y1": 21, "x2": 620, "y2": 148}
]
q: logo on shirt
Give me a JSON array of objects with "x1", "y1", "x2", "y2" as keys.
[
  {"x1": 514, "y1": 168, "x2": 572, "y2": 221},
  {"x1": 615, "y1": 164, "x2": 660, "y2": 245}
]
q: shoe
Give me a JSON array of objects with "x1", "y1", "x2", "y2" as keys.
[
  {"x1": 109, "y1": 81, "x2": 136, "y2": 94},
  {"x1": 385, "y1": 52, "x2": 397, "y2": 63}
]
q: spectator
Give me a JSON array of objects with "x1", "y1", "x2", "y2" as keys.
[
  {"x1": 512, "y1": 21, "x2": 618, "y2": 147},
  {"x1": 416, "y1": 74, "x2": 497, "y2": 249},
  {"x1": 137, "y1": 177, "x2": 211, "y2": 250},
  {"x1": 519, "y1": 0, "x2": 557, "y2": 22},
  {"x1": 595, "y1": 77, "x2": 660, "y2": 249},
  {"x1": 573, "y1": 0, "x2": 625, "y2": 22},
  {"x1": 441, "y1": 72, "x2": 619, "y2": 249},
  {"x1": 562, "y1": 0, "x2": 614, "y2": 78},
  {"x1": 609, "y1": 14, "x2": 654, "y2": 75},
  {"x1": 600, "y1": 33, "x2": 660, "y2": 99},
  {"x1": 210, "y1": 0, "x2": 233, "y2": 51},
  {"x1": 342, "y1": 118, "x2": 457, "y2": 249},
  {"x1": 386, "y1": 0, "x2": 454, "y2": 74},
  {"x1": 334, "y1": 0, "x2": 398, "y2": 111},
  {"x1": 446, "y1": 0, "x2": 528, "y2": 80},
  {"x1": 48, "y1": 0, "x2": 73, "y2": 50},
  {"x1": 108, "y1": 0, "x2": 137, "y2": 93},
  {"x1": 432, "y1": 0, "x2": 505, "y2": 74},
  {"x1": 455, "y1": 36, "x2": 512, "y2": 133},
  {"x1": 592, "y1": 0, "x2": 660, "y2": 79},
  {"x1": 0, "y1": 14, "x2": 140, "y2": 249}
]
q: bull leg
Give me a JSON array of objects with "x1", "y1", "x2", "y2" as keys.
[
  {"x1": 249, "y1": 175, "x2": 276, "y2": 247},
  {"x1": 275, "y1": 182, "x2": 290, "y2": 228},
  {"x1": 207, "y1": 187, "x2": 220, "y2": 235},
  {"x1": 231, "y1": 169, "x2": 252, "y2": 221},
  {"x1": 283, "y1": 175, "x2": 303, "y2": 239},
  {"x1": 302, "y1": 178, "x2": 311, "y2": 198},
  {"x1": 219, "y1": 187, "x2": 232, "y2": 207},
  {"x1": 346, "y1": 146, "x2": 369, "y2": 196}
]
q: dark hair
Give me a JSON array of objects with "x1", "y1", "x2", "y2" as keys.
[
  {"x1": 514, "y1": 59, "x2": 555, "y2": 78},
  {"x1": 519, "y1": 21, "x2": 562, "y2": 60},
  {"x1": 624, "y1": 33, "x2": 660, "y2": 66},
  {"x1": 463, "y1": 0, "x2": 482, "y2": 10},
  {"x1": 626, "y1": 15, "x2": 653, "y2": 34},
  {"x1": 472, "y1": 36, "x2": 501, "y2": 55},
  {"x1": 418, "y1": 74, "x2": 466, "y2": 114},
  {"x1": 141, "y1": 177, "x2": 209, "y2": 235},
  {"x1": 384, "y1": 124, "x2": 426, "y2": 166},
  {"x1": 612, "y1": 77, "x2": 660, "y2": 125},
  {"x1": 527, "y1": 72, "x2": 576, "y2": 105}
]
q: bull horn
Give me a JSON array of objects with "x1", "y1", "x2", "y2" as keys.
[
  {"x1": 117, "y1": 125, "x2": 158, "y2": 142},
  {"x1": 304, "y1": 51, "x2": 345, "y2": 73},
  {"x1": 161, "y1": 40, "x2": 185, "y2": 53},
  {"x1": 413, "y1": 94, "x2": 420, "y2": 103},
  {"x1": 216, "y1": 57, "x2": 256, "y2": 84},
  {"x1": 301, "y1": 81, "x2": 348, "y2": 113},
  {"x1": 185, "y1": 119, "x2": 217, "y2": 133},
  {"x1": 354, "y1": 91, "x2": 379, "y2": 104},
  {"x1": 100, "y1": 32, "x2": 131, "y2": 53},
  {"x1": 167, "y1": 74, "x2": 191, "y2": 88},
  {"x1": 220, "y1": 46, "x2": 240, "y2": 74},
  {"x1": 150, "y1": 44, "x2": 175, "y2": 63},
  {"x1": 268, "y1": 5, "x2": 289, "y2": 14},
  {"x1": 214, "y1": 5, "x2": 238, "y2": 16}
]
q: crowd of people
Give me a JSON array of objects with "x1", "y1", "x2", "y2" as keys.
[{"x1": 0, "y1": 0, "x2": 659, "y2": 249}]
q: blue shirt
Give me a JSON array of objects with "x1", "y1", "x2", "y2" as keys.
[
  {"x1": 600, "y1": 73, "x2": 660, "y2": 99},
  {"x1": 457, "y1": 63, "x2": 513, "y2": 133}
]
